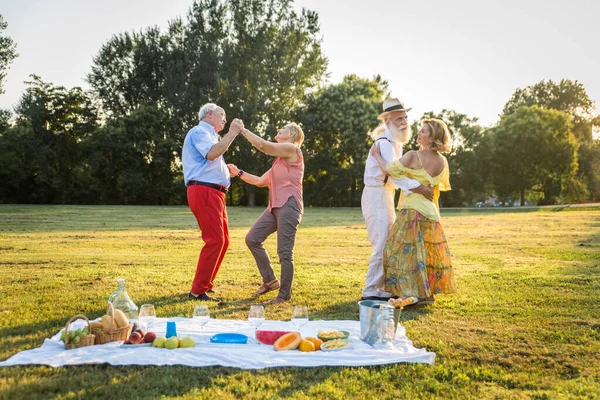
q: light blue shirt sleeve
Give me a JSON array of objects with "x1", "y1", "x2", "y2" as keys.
[
  {"x1": 191, "y1": 127, "x2": 214, "y2": 158},
  {"x1": 182, "y1": 122, "x2": 230, "y2": 187}
]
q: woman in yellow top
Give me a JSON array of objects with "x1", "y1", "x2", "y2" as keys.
[{"x1": 370, "y1": 118, "x2": 455, "y2": 305}]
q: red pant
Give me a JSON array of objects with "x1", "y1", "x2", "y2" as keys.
[{"x1": 187, "y1": 185, "x2": 229, "y2": 294}]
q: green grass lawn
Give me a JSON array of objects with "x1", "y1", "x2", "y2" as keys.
[{"x1": 0, "y1": 205, "x2": 599, "y2": 399}]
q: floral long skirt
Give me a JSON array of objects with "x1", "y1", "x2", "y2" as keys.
[{"x1": 383, "y1": 208, "x2": 456, "y2": 299}]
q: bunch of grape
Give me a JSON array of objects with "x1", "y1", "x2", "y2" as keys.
[{"x1": 61, "y1": 327, "x2": 89, "y2": 347}]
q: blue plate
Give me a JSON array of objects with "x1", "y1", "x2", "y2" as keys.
[{"x1": 210, "y1": 333, "x2": 248, "y2": 344}]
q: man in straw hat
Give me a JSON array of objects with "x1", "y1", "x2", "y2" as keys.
[{"x1": 360, "y1": 98, "x2": 433, "y2": 301}]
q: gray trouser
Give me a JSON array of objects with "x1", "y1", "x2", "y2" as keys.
[{"x1": 245, "y1": 196, "x2": 302, "y2": 300}]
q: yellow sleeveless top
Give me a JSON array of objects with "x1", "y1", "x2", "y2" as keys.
[{"x1": 386, "y1": 152, "x2": 451, "y2": 221}]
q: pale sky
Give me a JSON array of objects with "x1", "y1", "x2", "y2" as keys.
[{"x1": 1, "y1": 0, "x2": 598, "y2": 127}]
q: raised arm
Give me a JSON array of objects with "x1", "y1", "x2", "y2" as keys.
[
  {"x1": 206, "y1": 119, "x2": 243, "y2": 161},
  {"x1": 227, "y1": 164, "x2": 270, "y2": 188},
  {"x1": 241, "y1": 129, "x2": 298, "y2": 159}
]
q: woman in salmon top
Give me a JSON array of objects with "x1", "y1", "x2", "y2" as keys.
[
  {"x1": 227, "y1": 123, "x2": 304, "y2": 305},
  {"x1": 371, "y1": 118, "x2": 455, "y2": 305}
]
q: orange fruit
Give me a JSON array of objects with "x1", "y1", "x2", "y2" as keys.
[
  {"x1": 298, "y1": 339, "x2": 316, "y2": 352},
  {"x1": 306, "y1": 337, "x2": 324, "y2": 350}
]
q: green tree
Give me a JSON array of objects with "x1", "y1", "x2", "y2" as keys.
[
  {"x1": 80, "y1": 105, "x2": 183, "y2": 205},
  {"x1": 87, "y1": 0, "x2": 328, "y2": 206},
  {"x1": 576, "y1": 137, "x2": 600, "y2": 201},
  {"x1": 404, "y1": 110, "x2": 491, "y2": 207},
  {"x1": 0, "y1": 15, "x2": 18, "y2": 94},
  {"x1": 502, "y1": 79, "x2": 595, "y2": 133},
  {"x1": 3, "y1": 76, "x2": 98, "y2": 203},
  {"x1": 0, "y1": 125, "x2": 32, "y2": 203},
  {"x1": 502, "y1": 79, "x2": 599, "y2": 201},
  {"x1": 297, "y1": 75, "x2": 387, "y2": 206},
  {"x1": 0, "y1": 109, "x2": 10, "y2": 133},
  {"x1": 492, "y1": 105, "x2": 578, "y2": 206},
  {"x1": 222, "y1": 0, "x2": 328, "y2": 205}
]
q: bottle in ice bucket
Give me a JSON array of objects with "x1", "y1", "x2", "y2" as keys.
[
  {"x1": 109, "y1": 278, "x2": 139, "y2": 322},
  {"x1": 375, "y1": 305, "x2": 396, "y2": 349}
]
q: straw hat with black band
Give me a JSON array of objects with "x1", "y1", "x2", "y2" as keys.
[{"x1": 377, "y1": 98, "x2": 412, "y2": 120}]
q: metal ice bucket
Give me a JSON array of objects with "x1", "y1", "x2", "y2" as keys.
[{"x1": 358, "y1": 300, "x2": 401, "y2": 346}]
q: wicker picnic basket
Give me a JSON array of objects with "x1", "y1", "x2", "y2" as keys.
[
  {"x1": 64, "y1": 314, "x2": 95, "y2": 350},
  {"x1": 91, "y1": 302, "x2": 133, "y2": 345}
]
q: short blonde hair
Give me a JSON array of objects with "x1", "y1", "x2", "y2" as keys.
[
  {"x1": 286, "y1": 122, "x2": 304, "y2": 146},
  {"x1": 422, "y1": 118, "x2": 452, "y2": 153}
]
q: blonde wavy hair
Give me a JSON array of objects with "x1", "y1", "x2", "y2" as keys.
[{"x1": 422, "y1": 118, "x2": 452, "y2": 153}]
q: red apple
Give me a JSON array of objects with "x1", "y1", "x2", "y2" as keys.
[
  {"x1": 129, "y1": 332, "x2": 143, "y2": 344},
  {"x1": 144, "y1": 331, "x2": 157, "y2": 343},
  {"x1": 134, "y1": 329, "x2": 146, "y2": 338}
]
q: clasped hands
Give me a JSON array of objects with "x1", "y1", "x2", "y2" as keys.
[
  {"x1": 229, "y1": 118, "x2": 245, "y2": 135},
  {"x1": 227, "y1": 163, "x2": 240, "y2": 178},
  {"x1": 227, "y1": 118, "x2": 248, "y2": 178}
]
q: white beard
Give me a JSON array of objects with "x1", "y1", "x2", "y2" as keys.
[{"x1": 388, "y1": 123, "x2": 411, "y2": 144}]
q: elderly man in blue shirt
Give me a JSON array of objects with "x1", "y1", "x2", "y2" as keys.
[{"x1": 182, "y1": 103, "x2": 244, "y2": 302}]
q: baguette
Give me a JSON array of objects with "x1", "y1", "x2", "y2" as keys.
[
  {"x1": 89, "y1": 321, "x2": 103, "y2": 330},
  {"x1": 392, "y1": 296, "x2": 418, "y2": 308},
  {"x1": 100, "y1": 315, "x2": 113, "y2": 330},
  {"x1": 113, "y1": 308, "x2": 129, "y2": 328}
]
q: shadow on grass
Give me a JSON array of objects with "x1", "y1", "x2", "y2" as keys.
[
  {"x1": 5, "y1": 204, "x2": 595, "y2": 234},
  {"x1": 0, "y1": 363, "x2": 355, "y2": 400}
]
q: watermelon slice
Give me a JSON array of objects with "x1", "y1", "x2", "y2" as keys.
[{"x1": 255, "y1": 330, "x2": 290, "y2": 345}]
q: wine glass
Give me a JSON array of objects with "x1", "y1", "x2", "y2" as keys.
[
  {"x1": 291, "y1": 305, "x2": 309, "y2": 332},
  {"x1": 138, "y1": 304, "x2": 156, "y2": 331},
  {"x1": 193, "y1": 304, "x2": 210, "y2": 332},
  {"x1": 248, "y1": 305, "x2": 265, "y2": 330}
]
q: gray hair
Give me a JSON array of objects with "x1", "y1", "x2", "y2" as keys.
[
  {"x1": 198, "y1": 103, "x2": 221, "y2": 121},
  {"x1": 368, "y1": 122, "x2": 387, "y2": 140}
]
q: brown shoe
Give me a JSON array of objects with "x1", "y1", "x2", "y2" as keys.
[
  {"x1": 261, "y1": 297, "x2": 288, "y2": 306},
  {"x1": 418, "y1": 296, "x2": 435, "y2": 305},
  {"x1": 253, "y1": 280, "x2": 280, "y2": 296}
]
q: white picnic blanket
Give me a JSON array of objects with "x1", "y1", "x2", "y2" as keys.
[{"x1": 0, "y1": 318, "x2": 435, "y2": 369}]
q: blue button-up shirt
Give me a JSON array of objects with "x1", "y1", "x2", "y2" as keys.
[{"x1": 182, "y1": 121, "x2": 231, "y2": 187}]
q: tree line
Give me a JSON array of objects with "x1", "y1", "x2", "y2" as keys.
[{"x1": 1, "y1": 1, "x2": 599, "y2": 207}]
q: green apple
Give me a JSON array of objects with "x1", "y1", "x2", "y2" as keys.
[
  {"x1": 152, "y1": 336, "x2": 166, "y2": 348},
  {"x1": 165, "y1": 337, "x2": 179, "y2": 350},
  {"x1": 179, "y1": 337, "x2": 195, "y2": 348}
]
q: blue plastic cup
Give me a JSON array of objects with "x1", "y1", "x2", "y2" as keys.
[{"x1": 166, "y1": 321, "x2": 177, "y2": 338}]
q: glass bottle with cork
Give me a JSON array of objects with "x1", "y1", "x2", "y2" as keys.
[{"x1": 108, "y1": 278, "x2": 139, "y2": 322}]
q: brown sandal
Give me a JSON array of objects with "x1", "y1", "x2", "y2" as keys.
[
  {"x1": 261, "y1": 297, "x2": 288, "y2": 306},
  {"x1": 253, "y1": 280, "x2": 280, "y2": 296}
]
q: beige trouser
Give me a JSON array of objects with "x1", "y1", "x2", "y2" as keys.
[{"x1": 361, "y1": 185, "x2": 395, "y2": 298}]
